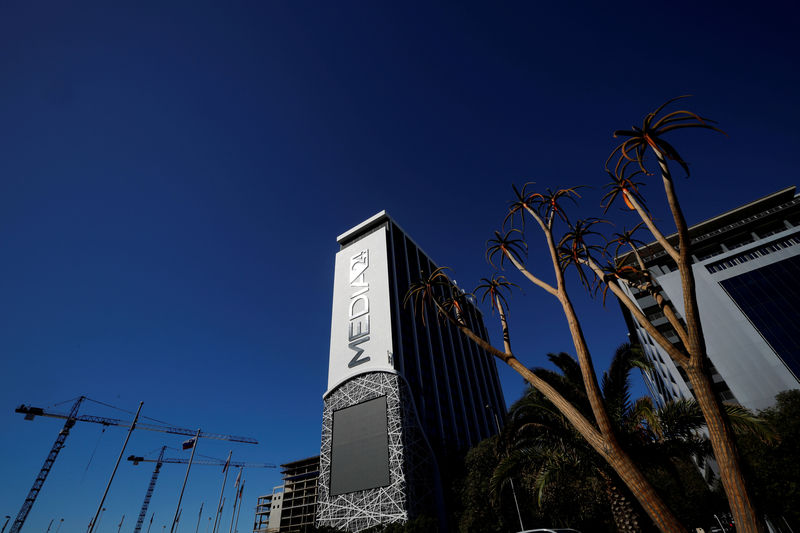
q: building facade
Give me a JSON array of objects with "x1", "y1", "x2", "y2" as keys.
[
  {"x1": 316, "y1": 211, "x2": 506, "y2": 532},
  {"x1": 253, "y1": 457, "x2": 319, "y2": 533},
  {"x1": 278, "y1": 457, "x2": 319, "y2": 532},
  {"x1": 253, "y1": 491, "x2": 280, "y2": 533},
  {"x1": 619, "y1": 186, "x2": 800, "y2": 411}
]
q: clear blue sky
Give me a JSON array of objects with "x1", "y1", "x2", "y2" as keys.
[{"x1": 2, "y1": 2, "x2": 798, "y2": 531}]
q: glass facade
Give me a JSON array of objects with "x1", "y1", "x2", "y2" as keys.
[
  {"x1": 384, "y1": 221, "x2": 505, "y2": 452},
  {"x1": 720, "y1": 255, "x2": 800, "y2": 380},
  {"x1": 318, "y1": 213, "x2": 506, "y2": 531}
]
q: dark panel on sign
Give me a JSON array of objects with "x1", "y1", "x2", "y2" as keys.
[{"x1": 330, "y1": 396, "x2": 390, "y2": 495}]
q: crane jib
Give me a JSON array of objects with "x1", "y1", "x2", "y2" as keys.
[{"x1": 11, "y1": 397, "x2": 258, "y2": 533}]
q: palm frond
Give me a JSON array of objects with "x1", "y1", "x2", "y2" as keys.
[
  {"x1": 557, "y1": 218, "x2": 608, "y2": 291},
  {"x1": 487, "y1": 229, "x2": 527, "y2": 270},
  {"x1": 403, "y1": 266, "x2": 453, "y2": 326},
  {"x1": 601, "y1": 343, "x2": 648, "y2": 425},
  {"x1": 723, "y1": 404, "x2": 778, "y2": 443},
  {"x1": 475, "y1": 274, "x2": 518, "y2": 314},
  {"x1": 601, "y1": 163, "x2": 648, "y2": 214},
  {"x1": 607, "y1": 96, "x2": 726, "y2": 178}
]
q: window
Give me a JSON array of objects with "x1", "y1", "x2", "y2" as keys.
[{"x1": 719, "y1": 255, "x2": 800, "y2": 379}]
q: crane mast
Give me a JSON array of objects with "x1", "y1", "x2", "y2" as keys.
[
  {"x1": 11, "y1": 397, "x2": 258, "y2": 533},
  {"x1": 127, "y1": 451, "x2": 275, "y2": 533},
  {"x1": 9, "y1": 397, "x2": 85, "y2": 533},
  {"x1": 132, "y1": 446, "x2": 168, "y2": 533}
]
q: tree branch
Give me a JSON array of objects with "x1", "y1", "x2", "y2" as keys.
[
  {"x1": 431, "y1": 296, "x2": 608, "y2": 453},
  {"x1": 623, "y1": 278, "x2": 690, "y2": 348},
  {"x1": 583, "y1": 256, "x2": 690, "y2": 368},
  {"x1": 625, "y1": 191, "x2": 680, "y2": 263},
  {"x1": 504, "y1": 249, "x2": 558, "y2": 297},
  {"x1": 523, "y1": 205, "x2": 566, "y2": 292}
]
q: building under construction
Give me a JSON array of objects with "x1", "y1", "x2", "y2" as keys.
[{"x1": 253, "y1": 456, "x2": 319, "y2": 533}]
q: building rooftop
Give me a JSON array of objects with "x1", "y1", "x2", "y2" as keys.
[
  {"x1": 337, "y1": 210, "x2": 392, "y2": 245},
  {"x1": 620, "y1": 185, "x2": 798, "y2": 265}
]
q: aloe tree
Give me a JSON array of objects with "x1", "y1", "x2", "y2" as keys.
[
  {"x1": 406, "y1": 97, "x2": 766, "y2": 532},
  {"x1": 406, "y1": 263, "x2": 685, "y2": 530},
  {"x1": 576, "y1": 96, "x2": 765, "y2": 532}
]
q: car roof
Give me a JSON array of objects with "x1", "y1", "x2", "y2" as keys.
[{"x1": 518, "y1": 529, "x2": 582, "y2": 533}]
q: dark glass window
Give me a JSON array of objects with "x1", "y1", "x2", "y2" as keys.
[
  {"x1": 719, "y1": 255, "x2": 800, "y2": 380},
  {"x1": 396, "y1": 234, "x2": 421, "y2": 410},
  {"x1": 438, "y1": 301, "x2": 470, "y2": 448},
  {"x1": 408, "y1": 242, "x2": 440, "y2": 441},
  {"x1": 387, "y1": 225, "x2": 403, "y2": 376}
]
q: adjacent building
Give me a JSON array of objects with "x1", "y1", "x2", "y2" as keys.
[
  {"x1": 253, "y1": 457, "x2": 319, "y2": 533},
  {"x1": 316, "y1": 211, "x2": 506, "y2": 532},
  {"x1": 278, "y1": 457, "x2": 319, "y2": 532},
  {"x1": 618, "y1": 186, "x2": 800, "y2": 411},
  {"x1": 253, "y1": 491, "x2": 280, "y2": 533}
]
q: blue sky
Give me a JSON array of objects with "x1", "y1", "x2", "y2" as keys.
[{"x1": 1, "y1": 2, "x2": 798, "y2": 531}]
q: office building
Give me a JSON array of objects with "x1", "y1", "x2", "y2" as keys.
[
  {"x1": 316, "y1": 211, "x2": 506, "y2": 532},
  {"x1": 618, "y1": 186, "x2": 800, "y2": 411},
  {"x1": 253, "y1": 456, "x2": 319, "y2": 533}
]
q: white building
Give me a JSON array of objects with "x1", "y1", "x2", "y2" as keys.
[
  {"x1": 316, "y1": 211, "x2": 505, "y2": 532},
  {"x1": 619, "y1": 186, "x2": 800, "y2": 411}
]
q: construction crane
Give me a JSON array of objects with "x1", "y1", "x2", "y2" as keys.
[
  {"x1": 127, "y1": 447, "x2": 275, "y2": 533},
  {"x1": 11, "y1": 396, "x2": 258, "y2": 533}
]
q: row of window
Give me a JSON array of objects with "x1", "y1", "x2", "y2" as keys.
[
  {"x1": 690, "y1": 197, "x2": 799, "y2": 247},
  {"x1": 640, "y1": 198, "x2": 799, "y2": 265},
  {"x1": 705, "y1": 233, "x2": 800, "y2": 273},
  {"x1": 387, "y1": 222, "x2": 505, "y2": 452}
]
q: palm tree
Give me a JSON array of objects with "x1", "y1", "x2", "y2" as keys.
[
  {"x1": 492, "y1": 344, "x2": 773, "y2": 532},
  {"x1": 493, "y1": 345, "x2": 648, "y2": 533}
]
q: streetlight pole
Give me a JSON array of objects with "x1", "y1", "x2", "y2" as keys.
[
  {"x1": 90, "y1": 508, "x2": 107, "y2": 533},
  {"x1": 89, "y1": 402, "x2": 143, "y2": 533},
  {"x1": 195, "y1": 502, "x2": 204, "y2": 533},
  {"x1": 170, "y1": 429, "x2": 201, "y2": 533},
  {"x1": 1, "y1": 516, "x2": 10, "y2": 533},
  {"x1": 211, "y1": 451, "x2": 232, "y2": 533},
  {"x1": 487, "y1": 404, "x2": 525, "y2": 532}
]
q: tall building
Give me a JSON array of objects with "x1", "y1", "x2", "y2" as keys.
[
  {"x1": 316, "y1": 211, "x2": 506, "y2": 532},
  {"x1": 253, "y1": 456, "x2": 319, "y2": 533},
  {"x1": 618, "y1": 186, "x2": 800, "y2": 411}
]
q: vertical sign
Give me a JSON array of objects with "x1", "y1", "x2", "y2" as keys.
[{"x1": 326, "y1": 226, "x2": 394, "y2": 393}]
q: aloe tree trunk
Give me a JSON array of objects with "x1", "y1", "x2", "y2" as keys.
[
  {"x1": 655, "y1": 149, "x2": 763, "y2": 533},
  {"x1": 487, "y1": 210, "x2": 687, "y2": 532},
  {"x1": 505, "y1": 358, "x2": 684, "y2": 533}
]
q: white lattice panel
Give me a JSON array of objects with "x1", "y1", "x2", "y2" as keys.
[{"x1": 316, "y1": 372, "x2": 435, "y2": 532}]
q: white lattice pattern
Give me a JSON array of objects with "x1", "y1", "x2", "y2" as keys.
[{"x1": 316, "y1": 372, "x2": 435, "y2": 532}]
